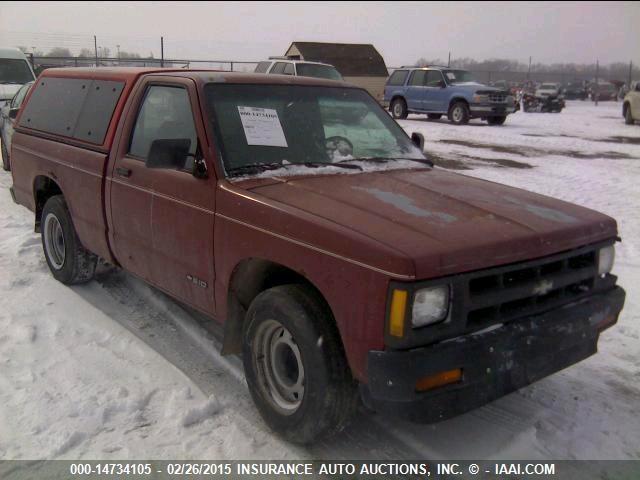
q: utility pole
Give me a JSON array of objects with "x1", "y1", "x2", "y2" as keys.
[
  {"x1": 448, "y1": 52, "x2": 451, "y2": 68},
  {"x1": 595, "y1": 59, "x2": 599, "y2": 106},
  {"x1": 629, "y1": 61, "x2": 633, "y2": 89},
  {"x1": 94, "y1": 35, "x2": 98, "y2": 67},
  {"x1": 160, "y1": 36, "x2": 164, "y2": 67},
  {"x1": 527, "y1": 56, "x2": 532, "y2": 81},
  {"x1": 117, "y1": 44, "x2": 120, "y2": 63}
]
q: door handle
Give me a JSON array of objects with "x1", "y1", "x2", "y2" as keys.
[{"x1": 116, "y1": 167, "x2": 132, "y2": 178}]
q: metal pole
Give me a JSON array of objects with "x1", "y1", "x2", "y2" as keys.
[
  {"x1": 595, "y1": 60, "x2": 599, "y2": 106},
  {"x1": 629, "y1": 61, "x2": 633, "y2": 89},
  {"x1": 231, "y1": 61, "x2": 234, "y2": 72},
  {"x1": 527, "y1": 56, "x2": 531, "y2": 80},
  {"x1": 160, "y1": 36, "x2": 164, "y2": 67},
  {"x1": 448, "y1": 52, "x2": 450, "y2": 68},
  {"x1": 94, "y1": 36, "x2": 98, "y2": 67}
]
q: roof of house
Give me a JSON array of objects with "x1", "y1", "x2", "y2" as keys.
[{"x1": 287, "y1": 42, "x2": 388, "y2": 77}]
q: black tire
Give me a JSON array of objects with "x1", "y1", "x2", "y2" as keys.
[
  {"x1": 487, "y1": 116, "x2": 507, "y2": 125},
  {"x1": 390, "y1": 98, "x2": 408, "y2": 119},
  {"x1": 242, "y1": 284, "x2": 357, "y2": 444},
  {"x1": 427, "y1": 113, "x2": 442, "y2": 120},
  {"x1": 41, "y1": 195, "x2": 97, "y2": 284},
  {"x1": 624, "y1": 104, "x2": 634, "y2": 125},
  {"x1": 448, "y1": 101, "x2": 470, "y2": 125},
  {"x1": 1, "y1": 138, "x2": 9, "y2": 171}
]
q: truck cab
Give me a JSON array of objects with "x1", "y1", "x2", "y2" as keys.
[{"x1": 384, "y1": 66, "x2": 515, "y2": 125}]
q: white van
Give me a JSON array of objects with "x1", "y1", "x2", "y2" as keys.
[{"x1": 0, "y1": 48, "x2": 37, "y2": 105}]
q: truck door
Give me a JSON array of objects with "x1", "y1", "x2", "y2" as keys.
[
  {"x1": 423, "y1": 70, "x2": 448, "y2": 112},
  {"x1": 107, "y1": 76, "x2": 216, "y2": 315},
  {"x1": 405, "y1": 70, "x2": 427, "y2": 111}
]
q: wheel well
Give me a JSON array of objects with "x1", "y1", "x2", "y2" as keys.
[
  {"x1": 448, "y1": 97, "x2": 469, "y2": 111},
  {"x1": 33, "y1": 176, "x2": 62, "y2": 232},
  {"x1": 390, "y1": 95, "x2": 406, "y2": 107},
  {"x1": 221, "y1": 258, "x2": 332, "y2": 355}
]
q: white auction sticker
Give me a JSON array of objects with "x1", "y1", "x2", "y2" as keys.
[{"x1": 237, "y1": 106, "x2": 288, "y2": 147}]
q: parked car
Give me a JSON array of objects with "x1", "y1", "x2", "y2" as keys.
[
  {"x1": 0, "y1": 47, "x2": 36, "y2": 106},
  {"x1": 521, "y1": 91, "x2": 564, "y2": 113},
  {"x1": 535, "y1": 83, "x2": 561, "y2": 98},
  {"x1": 563, "y1": 83, "x2": 587, "y2": 100},
  {"x1": 254, "y1": 58, "x2": 343, "y2": 81},
  {"x1": 589, "y1": 81, "x2": 618, "y2": 101},
  {"x1": 1, "y1": 81, "x2": 33, "y2": 170},
  {"x1": 622, "y1": 81, "x2": 640, "y2": 124},
  {"x1": 10, "y1": 67, "x2": 625, "y2": 444},
  {"x1": 383, "y1": 67, "x2": 515, "y2": 125}
]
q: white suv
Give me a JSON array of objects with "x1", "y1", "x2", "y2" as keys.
[{"x1": 254, "y1": 58, "x2": 343, "y2": 81}]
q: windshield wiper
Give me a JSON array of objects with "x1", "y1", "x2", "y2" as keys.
[
  {"x1": 226, "y1": 160, "x2": 363, "y2": 177},
  {"x1": 302, "y1": 161, "x2": 362, "y2": 171},
  {"x1": 339, "y1": 157, "x2": 434, "y2": 167},
  {"x1": 226, "y1": 161, "x2": 287, "y2": 176}
]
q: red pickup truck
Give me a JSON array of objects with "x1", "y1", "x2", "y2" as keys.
[{"x1": 9, "y1": 68, "x2": 625, "y2": 443}]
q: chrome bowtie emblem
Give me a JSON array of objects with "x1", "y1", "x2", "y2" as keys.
[{"x1": 532, "y1": 279, "x2": 554, "y2": 296}]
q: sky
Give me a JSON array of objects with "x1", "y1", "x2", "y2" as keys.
[{"x1": 1, "y1": 1, "x2": 639, "y2": 67}]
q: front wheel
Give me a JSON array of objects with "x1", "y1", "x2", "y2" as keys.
[
  {"x1": 448, "y1": 101, "x2": 470, "y2": 125},
  {"x1": 390, "y1": 98, "x2": 408, "y2": 119},
  {"x1": 1, "y1": 138, "x2": 9, "y2": 171},
  {"x1": 242, "y1": 285, "x2": 357, "y2": 444},
  {"x1": 625, "y1": 105, "x2": 635, "y2": 125},
  {"x1": 41, "y1": 195, "x2": 97, "y2": 284},
  {"x1": 487, "y1": 116, "x2": 507, "y2": 125}
]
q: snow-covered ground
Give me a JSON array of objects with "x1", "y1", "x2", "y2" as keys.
[{"x1": 0, "y1": 100, "x2": 638, "y2": 461}]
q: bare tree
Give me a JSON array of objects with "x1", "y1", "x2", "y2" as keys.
[
  {"x1": 78, "y1": 48, "x2": 94, "y2": 58},
  {"x1": 46, "y1": 47, "x2": 73, "y2": 57}
]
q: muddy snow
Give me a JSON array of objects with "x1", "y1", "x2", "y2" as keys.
[{"x1": 0, "y1": 100, "x2": 638, "y2": 461}]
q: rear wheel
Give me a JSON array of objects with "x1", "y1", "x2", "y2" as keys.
[
  {"x1": 390, "y1": 98, "x2": 408, "y2": 119},
  {"x1": 1, "y1": 138, "x2": 9, "y2": 171},
  {"x1": 448, "y1": 101, "x2": 470, "y2": 125},
  {"x1": 41, "y1": 195, "x2": 97, "y2": 284},
  {"x1": 624, "y1": 104, "x2": 634, "y2": 125},
  {"x1": 242, "y1": 284, "x2": 357, "y2": 444},
  {"x1": 427, "y1": 113, "x2": 442, "y2": 120},
  {"x1": 487, "y1": 116, "x2": 507, "y2": 125}
]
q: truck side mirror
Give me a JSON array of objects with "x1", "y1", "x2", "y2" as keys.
[
  {"x1": 411, "y1": 132, "x2": 425, "y2": 151},
  {"x1": 146, "y1": 138, "x2": 191, "y2": 170},
  {"x1": 9, "y1": 107, "x2": 19, "y2": 120},
  {"x1": 439, "y1": 80, "x2": 447, "y2": 88}
]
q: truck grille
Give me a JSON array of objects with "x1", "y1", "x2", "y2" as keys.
[
  {"x1": 489, "y1": 92, "x2": 508, "y2": 103},
  {"x1": 465, "y1": 247, "x2": 599, "y2": 328}
]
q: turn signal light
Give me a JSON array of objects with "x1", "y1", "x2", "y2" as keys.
[
  {"x1": 415, "y1": 368, "x2": 462, "y2": 392},
  {"x1": 389, "y1": 289, "x2": 408, "y2": 337}
]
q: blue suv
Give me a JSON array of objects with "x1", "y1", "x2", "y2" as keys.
[{"x1": 384, "y1": 67, "x2": 515, "y2": 125}]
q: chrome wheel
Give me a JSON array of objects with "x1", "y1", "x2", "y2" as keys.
[
  {"x1": 254, "y1": 319, "x2": 305, "y2": 415},
  {"x1": 452, "y1": 106, "x2": 464, "y2": 123},
  {"x1": 44, "y1": 214, "x2": 65, "y2": 270}
]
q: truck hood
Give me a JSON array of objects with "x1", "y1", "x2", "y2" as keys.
[
  {"x1": 0, "y1": 84, "x2": 21, "y2": 101},
  {"x1": 450, "y1": 82, "x2": 501, "y2": 92},
  {"x1": 245, "y1": 169, "x2": 616, "y2": 279}
]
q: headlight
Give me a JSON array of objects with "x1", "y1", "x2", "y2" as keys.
[
  {"x1": 412, "y1": 285, "x2": 450, "y2": 328},
  {"x1": 598, "y1": 245, "x2": 615, "y2": 275},
  {"x1": 472, "y1": 94, "x2": 489, "y2": 103}
]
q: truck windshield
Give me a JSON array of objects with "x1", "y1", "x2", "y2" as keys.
[
  {"x1": 205, "y1": 84, "x2": 424, "y2": 176},
  {"x1": 441, "y1": 69, "x2": 475, "y2": 84},
  {"x1": 296, "y1": 64, "x2": 343, "y2": 81},
  {"x1": 0, "y1": 59, "x2": 35, "y2": 84}
]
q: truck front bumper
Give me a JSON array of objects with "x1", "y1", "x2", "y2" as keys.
[
  {"x1": 469, "y1": 104, "x2": 515, "y2": 116},
  {"x1": 362, "y1": 287, "x2": 625, "y2": 423}
]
